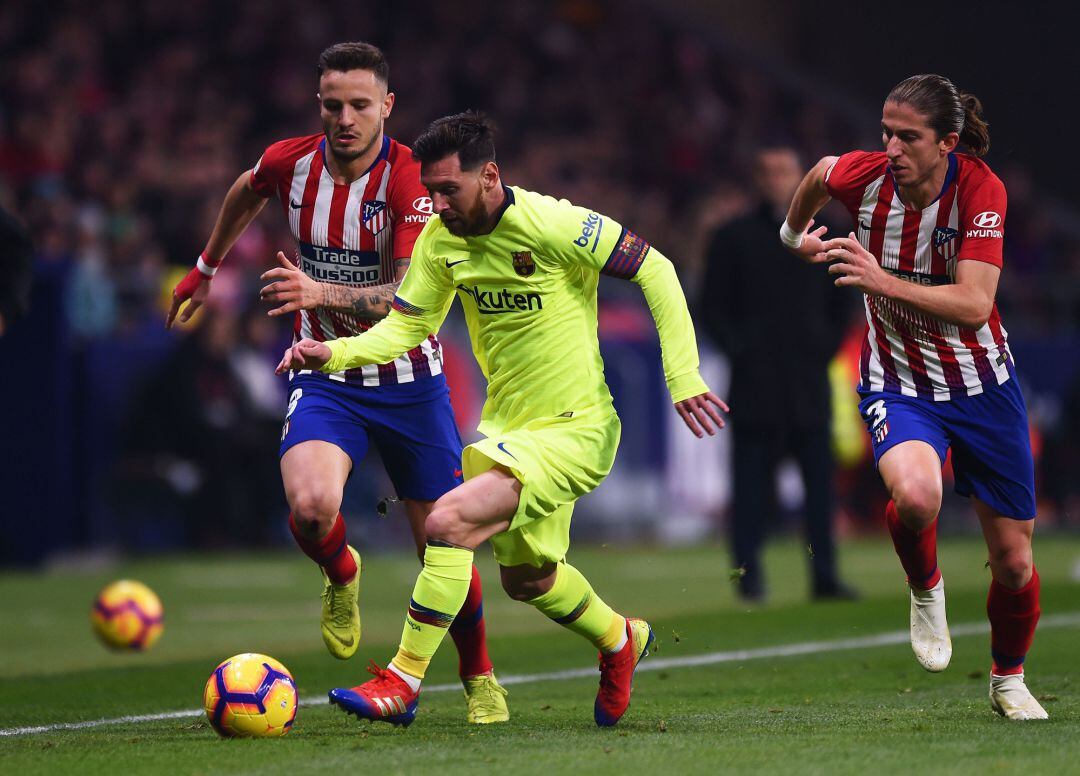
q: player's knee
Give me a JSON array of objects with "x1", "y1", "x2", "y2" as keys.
[
  {"x1": 424, "y1": 499, "x2": 467, "y2": 545},
  {"x1": 990, "y1": 546, "x2": 1033, "y2": 589},
  {"x1": 288, "y1": 489, "x2": 340, "y2": 535},
  {"x1": 892, "y1": 481, "x2": 941, "y2": 529}
]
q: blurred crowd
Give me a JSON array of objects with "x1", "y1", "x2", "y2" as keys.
[{"x1": 2, "y1": 0, "x2": 1078, "y2": 555}]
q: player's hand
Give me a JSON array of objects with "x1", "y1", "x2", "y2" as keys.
[
  {"x1": 166, "y1": 267, "x2": 212, "y2": 329},
  {"x1": 787, "y1": 219, "x2": 831, "y2": 264},
  {"x1": 823, "y1": 233, "x2": 895, "y2": 296},
  {"x1": 260, "y1": 251, "x2": 323, "y2": 316},
  {"x1": 674, "y1": 391, "x2": 729, "y2": 438},
  {"x1": 276, "y1": 338, "x2": 332, "y2": 375}
]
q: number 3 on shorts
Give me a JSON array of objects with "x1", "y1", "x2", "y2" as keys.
[{"x1": 863, "y1": 398, "x2": 887, "y2": 430}]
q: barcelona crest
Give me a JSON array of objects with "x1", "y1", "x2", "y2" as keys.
[{"x1": 511, "y1": 250, "x2": 535, "y2": 277}]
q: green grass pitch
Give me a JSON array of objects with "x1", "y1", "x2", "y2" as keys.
[{"x1": 1, "y1": 536, "x2": 1078, "y2": 774}]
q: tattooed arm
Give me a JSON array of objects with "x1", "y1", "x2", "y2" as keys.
[
  {"x1": 320, "y1": 257, "x2": 410, "y2": 319},
  {"x1": 261, "y1": 254, "x2": 411, "y2": 321}
]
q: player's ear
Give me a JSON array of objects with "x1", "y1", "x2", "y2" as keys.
[
  {"x1": 382, "y1": 91, "x2": 395, "y2": 119},
  {"x1": 940, "y1": 131, "x2": 959, "y2": 154},
  {"x1": 480, "y1": 161, "x2": 500, "y2": 191}
]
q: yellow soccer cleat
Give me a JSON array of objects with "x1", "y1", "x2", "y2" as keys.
[
  {"x1": 990, "y1": 673, "x2": 1049, "y2": 720},
  {"x1": 321, "y1": 546, "x2": 362, "y2": 659},
  {"x1": 463, "y1": 672, "x2": 510, "y2": 724}
]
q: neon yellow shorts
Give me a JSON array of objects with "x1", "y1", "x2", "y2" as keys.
[{"x1": 462, "y1": 407, "x2": 621, "y2": 568}]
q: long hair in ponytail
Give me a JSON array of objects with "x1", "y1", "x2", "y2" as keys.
[{"x1": 887, "y1": 74, "x2": 990, "y2": 157}]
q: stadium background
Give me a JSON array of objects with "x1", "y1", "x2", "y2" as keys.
[{"x1": 1, "y1": 0, "x2": 1078, "y2": 567}]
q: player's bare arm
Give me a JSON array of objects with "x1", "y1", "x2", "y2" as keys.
[
  {"x1": 166, "y1": 169, "x2": 268, "y2": 328},
  {"x1": 824, "y1": 234, "x2": 999, "y2": 329},
  {"x1": 260, "y1": 254, "x2": 409, "y2": 319},
  {"x1": 780, "y1": 155, "x2": 838, "y2": 264}
]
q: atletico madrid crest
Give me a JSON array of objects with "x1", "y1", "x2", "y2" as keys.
[
  {"x1": 511, "y1": 250, "x2": 535, "y2": 277},
  {"x1": 932, "y1": 226, "x2": 959, "y2": 261},
  {"x1": 363, "y1": 200, "x2": 388, "y2": 235}
]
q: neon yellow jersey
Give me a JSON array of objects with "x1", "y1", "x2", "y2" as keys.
[{"x1": 321, "y1": 185, "x2": 708, "y2": 435}]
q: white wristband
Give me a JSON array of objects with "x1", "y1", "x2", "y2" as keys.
[
  {"x1": 779, "y1": 221, "x2": 804, "y2": 249},
  {"x1": 196, "y1": 255, "x2": 219, "y2": 277}
]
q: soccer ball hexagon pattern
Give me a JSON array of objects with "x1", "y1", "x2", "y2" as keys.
[
  {"x1": 90, "y1": 579, "x2": 164, "y2": 651},
  {"x1": 203, "y1": 653, "x2": 298, "y2": 737}
]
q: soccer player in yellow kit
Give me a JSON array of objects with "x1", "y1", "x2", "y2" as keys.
[{"x1": 277, "y1": 112, "x2": 728, "y2": 728}]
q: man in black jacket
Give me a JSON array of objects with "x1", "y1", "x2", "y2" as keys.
[
  {"x1": 701, "y1": 146, "x2": 855, "y2": 601},
  {"x1": 0, "y1": 207, "x2": 33, "y2": 336}
]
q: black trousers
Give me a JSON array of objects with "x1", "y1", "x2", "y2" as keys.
[{"x1": 730, "y1": 424, "x2": 838, "y2": 594}]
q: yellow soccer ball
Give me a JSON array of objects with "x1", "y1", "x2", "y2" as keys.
[
  {"x1": 90, "y1": 579, "x2": 164, "y2": 651},
  {"x1": 203, "y1": 653, "x2": 298, "y2": 737}
]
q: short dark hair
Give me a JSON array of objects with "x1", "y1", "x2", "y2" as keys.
[
  {"x1": 887, "y1": 74, "x2": 990, "y2": 157},
  {"x1": 316, "y1": 42, "x2": 389, "y2": 84},
  {"x1": 412, "y1": 111, "x2": 496, "y2": 170}
]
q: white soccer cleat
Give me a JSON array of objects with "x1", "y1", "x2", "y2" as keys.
[
  {"x1": 909, "y1": 576, "x2": 951, "y2": 672},
  {"x1": 990, "y1": 673, "x2": 1049, "y2": 720}
]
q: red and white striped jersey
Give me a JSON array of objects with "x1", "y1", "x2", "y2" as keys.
[
  {"x1": 250, "y1": 134, "x2": 442, "y2": 386},
  {"x1": 826, "y1": 151, "x2": 1012, "y2": 400}
]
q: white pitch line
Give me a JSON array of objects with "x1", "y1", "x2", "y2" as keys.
[{"x1": 3, "y1": 611, "x2": 1078, "y2": 738}]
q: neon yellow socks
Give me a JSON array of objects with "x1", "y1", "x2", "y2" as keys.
[
  {"x1": 527, "y1": 562, "x2": 626, "y2": 653},
  {"x1": 391, "y1": 543, "x2": 474, "y2": 680}
]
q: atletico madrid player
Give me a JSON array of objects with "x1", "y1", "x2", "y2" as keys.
[
  {"x1": 782, "y1": 74, "x2": 1045, "y2": 720},
  {"x1": 166, "y1": 42, "x2": 508, "y2": 724}
]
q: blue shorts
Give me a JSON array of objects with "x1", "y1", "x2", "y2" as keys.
[
  {"x1": 858, "y1": 378, "x2": 1036, "y2": 519},
  {"x1": 279, "y1": 373, "x2": 464, "y2": 501}
]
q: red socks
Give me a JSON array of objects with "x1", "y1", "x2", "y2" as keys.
[
  {"x1": 885, "y1": 500, "x2": 941, "y2": 590},
  {"x1": 449, "y1": 564, "x2": 493, "y2": 679},
  {"x1": 988, "y1": 567, "x2": 1040, "y2": 675},
  {"x1": 289, "y1": 512, "x2": 357, "y2": 585}
]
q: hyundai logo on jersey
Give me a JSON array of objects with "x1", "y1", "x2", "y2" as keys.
[
  {"x1": 299, "y1": 242, "x2": 381, "y2": 285},
  {"x1": 973, "y1": 211, "x2": 1001, "y2": 229}
]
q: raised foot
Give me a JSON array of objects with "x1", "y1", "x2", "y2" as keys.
[
  {"x1": 909, "y1": 576, "x2": 951, "y2": 672},
  {"x1": 594, "y1": 617, "x2": 654, "y2": 728},
  {"x1": 321, "y1": 546, "x2": 362, "y2": 660}
]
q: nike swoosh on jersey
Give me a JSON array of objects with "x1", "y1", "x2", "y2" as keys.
[
  {"x1": 290, "y1": 200, "x2": 307, "y2": 209},
  {"x1": 446, "y1": 258, "x2": 470, "y2": 268},
  {"x1": 859, "y1": 220, "x2": 881, "y2": 231},
  {"x1": 496, "y1": 442, "x2": 517, "y2": 460}
]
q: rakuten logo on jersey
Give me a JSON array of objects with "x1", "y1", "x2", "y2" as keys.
[
  {"x1": 966, "y1": 211, "x2": 1003, "y2": 239},
  {"x1": 405, "y1": 196, "x2": 434, "y2": 224},
  {"x1": 456, "y1": 284, "x2": 543, "y2": 314}
]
